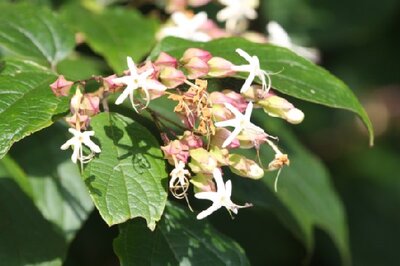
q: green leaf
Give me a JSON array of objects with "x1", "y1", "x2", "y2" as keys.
[
  {"x1": 232, "y1": 116, "x2": 350, "y2": 265},
  {"x1": 114, "y1": 202, "x2": 250, "y2": 266},
  {"x1": 0, "y1": 59, "x2": 69, "y2": 159},
  {"x1": 0, "y1": 3, "x2": 75, "y2": 68},
  {"x1": 150, "y1": 37, "x2": 373, "y2": 145},
  {"x1": 9, "y1": 123, "x2": 94, "y2": 242},
  {"x1": 0, "y1": 169, "x2": 66, "y2": 265},
  {"x1": 57, "y1": 53, "x2": 110, "y2": 80},
  {"x1": 61, "y1": 5, "x2": 159, "y2": 72},
  {"x1": 82, "y1": 112, "x2": 167, "y2": 230}
]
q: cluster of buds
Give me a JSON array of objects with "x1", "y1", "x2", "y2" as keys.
[{"x1": 50, "y1": 46, "x2": 303, "y2": 219}]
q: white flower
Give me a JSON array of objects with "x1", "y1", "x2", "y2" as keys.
[
  {"x1": 231, "y1": 48, "x2": 271, "y2": 93},
  {"x1": 113, "y1": 56, "x2": 166, "y2": 112},
  {"x1": 158, "y1": 11, "x2": 211, "y2": 42},
  {"x1": 169, "y1": 160, "x2": 190, "y2": 189},
  {"x1": 215, "y1": 101, "x2": 264, "y2": 148},
  {"x1": 195, "y1": 168, "x2": 251, "y2": 219},
  {"x1": 217, "y1": 0, "x2": 259, "y2": 34},
  {"x1": 267, "y1": 21, "x2": 320, "y2": 63},
  {"x1": 61, "y1": 128, "x2": 101, "y2": 164}
]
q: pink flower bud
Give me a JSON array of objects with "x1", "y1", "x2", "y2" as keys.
[
  {"x1": 159, "y1": 67, "x2": 186, "y2": 88},
  {"x1": 154, "y1": 52, "x2": 178, "y2": 68},
  {"x1": 103, "y1": 74, "x2": 123, "y2": 93},
  {"x1": 211, "y1": 104, "x2": 234, "y2": 122},
  {"x1": 200, "y1": 20, "x2": 229, "y2": 39},
  {"x1": 138, "y1": 61, "x2": 158, "y2": 79},
  {"x1": 50, "y1": 75, "x2": 73, "y2": 97},
  {"x1": 184, "y1": 57, "x2": 209, "y2": 79},
  {"x1": 166, "y1": 0, "x2": 187, "y2": 13},
  {"x1": 65, "y1": 113, "x2": 90, "y2": 130},
  {"x1": 81, "y1": 94, "x2": 100, "y2": 116},
  {"x1": 188, "y1": 148, "x2": 218, "y2": 174},
  {"x1": 180, "y1": 131, "x2": 203, "y2": 149},
  {"x1": 207, "y1": 57, "x2": 236, "y2": 77},
  {"x1": 180, "y1": 48, "x2": 212, "y2": 64},
  {"x1": 210, "y1": 90, "x2": 247, "y2": 112},
  {"x1": 161, "y1": 140, "x2": 190, "y2": 165}
]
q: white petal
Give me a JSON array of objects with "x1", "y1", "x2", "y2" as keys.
[
  {"x1": 195, "y1": 191, "x2": 218, "y2": 201},
  {"x1": 236, "y1": 48, "x2": 253, "y2": 63},
  {"x1": 196, "y1": 204, "x2": 221, "y2": 220},
  {"x1": 115, "y1": 87, "x2": 131, "y2": 105},
  {"x1": 222, "y1": 126, "x2": 241, "y2": 148},
  {"x1": 214, "y1": 119, "x2": 237, "y2": 128},
  {"x1": 71, "y1": 145, "x2": 80, "y2": 164},
  {"x1": 240, "y1": 69, "x2": 256, "y2": 93},
  {"x1": 60, "y1": 138, "x2": 75, "y2": 150},
  {"x1": 84, "y1": 139, "x2": 101, "y2": 153},
  {"x1": 225, "y1": 180, "x2": 232, "y2": 198},
  {"x1": 223, "y1": 102, "x2": 244, "y2": 118},
  {"x1": 244, "y1": 101, "x2": 253, "y2": 121},
  {"x1": 212, "y1": 168, "x2": 225, "y2": 192},
  {"x1": 127, "y1": 56, "x2": 138, "y2": 75}
]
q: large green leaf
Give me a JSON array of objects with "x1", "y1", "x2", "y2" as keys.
[
  {"x1": 0, "y1": 59, "x2": 69, "y2": 159},
  {"x1": 231, "y1": 115, "x2": 350, "y2": 265},
  {"x1": 82, "y1": 112, "x2": 167, "y2": 230},
  {"x1": 0, "y1": 3, "x2": 75, "y2": 68},
  {"x1": 61, "y1": 5, "x2": 159, "y2": 72},
  {"x1": 0, "y1": 164, "x2": 66, "y2": 266},
  {"x1": 9, "y1": 123, "x2": 94, "y2": 242},
  {"x1": 114, "y1": 202, "x2": 250, "y2": 266},
  {"x1": 150, "y1": 37, "x2": 373, "y2": 145}
]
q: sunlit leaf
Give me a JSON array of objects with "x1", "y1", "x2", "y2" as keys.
[
  {"x1": 0, "y1": 59, "x2": 69, "y2": 159},
  {"x1": 82, "y1": 112, "x2": 167, "y2": 230}
]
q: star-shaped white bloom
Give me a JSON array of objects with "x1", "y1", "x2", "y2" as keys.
[
  {"x1": 61, "y1": 128, "x2": 101, "y2": 164},
  {"x1": 169, "y1": 160, "x2": 190, "y2": 189},
  {"x1": 214, "y1": 101, "x2": 264, "y2": 148},
  {"x1": 195, "y1": 168, "x2": 251, "y2": 219},
  {"x1": 231, "y1": 48, "x2": 271, "y2": 93},
  {"x1": 113, "y1": 56, "x2": 166, "y2": 112},
  {"x1": 217, "y1": 0, "x2": 259, "y2": 33},
  {"x1": 158, "y1": 11, "x2": 211, "y2": 42},
  {"x1": 267, "y1": 21, "x2": 320, "y2": 63}
]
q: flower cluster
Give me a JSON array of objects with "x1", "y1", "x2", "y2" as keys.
[{"x1": 50, "y1": 46, "x2": 304, "y2": 219}]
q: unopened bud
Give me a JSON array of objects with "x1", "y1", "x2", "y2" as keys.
[
  {"x1": 258, "y1": 95, "x2": 304, "y2": 124},
  {"x1": 188, "y1": 148, "x2": 218, "y2": 174},
  {"x1": 191, "y1": 173, "x2": 216, "y2": 193},
  {"x1": 180, "y1": 131, "x2": 203, "y2": 149},
  {"x1": 210, "y1": 90, "x2": 247, "y2": 112},
  {"x1": 154, "y1": 52, "x2": 178, "y2": 68},
  {"x1": 161, "y1": 140, "x2": 190, "y2": 165},
  {"x1": 81, "y1": 94, "x2": 100, "y2": 116},
  {"x1": 65, "y1": 113, "x2": 89, "y2": 130},
  {"x1": 188, "y1": 0, "x2": 212, "y2": 7},
  {"x1": 103, "y1": 74, "x2": 123, "y2": 93},
  {"x1": 70, "y1": 88, "x2": 83, "y2": 113},
  {"x1": 50, "y1": 75, "x2": 73, "y2": 97},
  {"x1": 228, "y1": 154, "x2": 264, "y2": 179},
  {"x1": 184, "y1": 57, "x2": 209, "y2": 79},
  {"x1": 181, "y1": 48, "x2": 212, "y2": 64},
  {"x1": 207, "y1": 57, "x2": 235, "y2": 77},
  {"x1": 159, "y1": 67, "x2": 186, "y2": 88}
]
